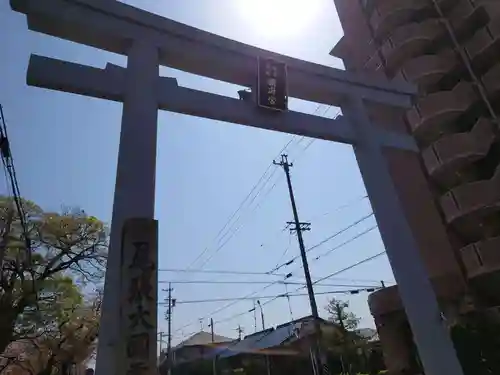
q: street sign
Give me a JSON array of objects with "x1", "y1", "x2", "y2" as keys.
[{"x1": 257, "y1": 57, "x2": 288, "y2": 111}]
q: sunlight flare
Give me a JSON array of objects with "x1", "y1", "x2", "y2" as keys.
[{"x1": 235, "y1": 0, "x2": 319, "y2": 38}]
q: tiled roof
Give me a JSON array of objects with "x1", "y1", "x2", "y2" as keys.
[{"x1": 175, "y1": 331, "x2": 233, "y2": 348}]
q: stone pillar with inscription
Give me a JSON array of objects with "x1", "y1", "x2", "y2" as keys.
[{"x1": 119, "y1": 218, "x2": 159, "y2": 375}]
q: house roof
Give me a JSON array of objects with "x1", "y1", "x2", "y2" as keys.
[
  {"x1": 202, "y1": 316, "x2": 339, "y2": 360},
  {"x1": 356, "y1": 328, "x2": 378, "y2": 341},
  {"x1": 175, "y1": 331, "x2": 233, "y2": 348}
]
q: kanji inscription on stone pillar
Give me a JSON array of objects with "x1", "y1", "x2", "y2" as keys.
[{"x1": 119, "y1": 218, "x2": 158, "y2": 375}]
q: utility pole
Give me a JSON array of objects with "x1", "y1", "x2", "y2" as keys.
[
  {"x1": 209, "y1": 318, "x2": 217, "y2": 375},
  {"x1": 256, "y1": 300, "x2": 265, "y2": 330},
  {"x1": 236, "y1": 325, "x2": 243, "y2": 340},
  {"x1": 335, "y1": 303, "x2": 349, "y2": 375},
  {"x1": 253, "y1": 300, "x2": 258, "y2": 332},
  {"x1": 274, "y1": 154, "x2": 326, "y2": 375},
  {"x1": 257, "y1": 300, "x2": 272, "y2": 375},
  {"x1": 163, "y1": 284, "x2": 175, "y2": 375},
  {"x1": 158, "y1": 331, "x2": 165, "y2": 353}
]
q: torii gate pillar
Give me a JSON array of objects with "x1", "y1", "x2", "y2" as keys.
[{"x1": 100, "y1": 41, "x2": 160, "y2": 375}]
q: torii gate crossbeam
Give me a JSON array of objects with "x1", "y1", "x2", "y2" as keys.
[{"x1": 10, "y1": 1, "x2": 464, "y2": 375}]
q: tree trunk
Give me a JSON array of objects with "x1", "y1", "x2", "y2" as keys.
[
  {"x1": 0, "y1": 312, "x2": 17, "y2": 354},
  {"x1": 37, "y1": 355, "x2": 56, "y2": 375}
]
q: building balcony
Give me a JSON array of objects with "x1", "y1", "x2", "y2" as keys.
[
  {"x1": 483, "y1": 62, "x2": 500, "y2": 99},
  {"x1": 369, "y1": 0, "x2": 428, "y2": 41},
  {"x1": 461, "y1": 237, "x2": 500, "y2": 279},
  {"x1": 401, "y1": 49, "x2": 457, "y2": 88},
  {"x1": 406, "y1": 81, "x2": 478, "y2": 145},
  {"x1": 440, "y1": 166, "x2": 500, "y2": 228},
  {"x1": 369, "y1": 0, "x2": 454, "y2": 41},
  {"x1": 447, "y1": 0, "x2": 497, "y2": 42},
  {"x1": 422, "y1": 118, "x2": 496, "y2": 187},
  {"x1": 465, "y1": 10, "x2": 500, "y2": 72},
  {"x1": 380, "y1": 19, "x2": 445, "y2": 75},
  {"x1": 460, "y1": 236, "x2": 500, "y2": 305}
]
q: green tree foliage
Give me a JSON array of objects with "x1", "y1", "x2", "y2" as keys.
[
  {"x1": 0, "y1": 196, "x2": 107, "y2": 355},
  {"x1": 325, "y1": 298, "x2": 365, "y2": 375},
  {"x1": 326, "y1": 298, "x2": 360, "y2": 331}
]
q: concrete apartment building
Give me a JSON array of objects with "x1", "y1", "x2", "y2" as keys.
[{"x1": 330, "y1": 0, "x2": 500, "y2": 373}]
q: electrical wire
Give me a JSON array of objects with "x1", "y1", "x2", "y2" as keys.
[
  {"x1": 279, "y1": 225, "x2": 380, "y2": 292},
  {"x1": 196, "y1": 168, "x2": 282, "y2": 269},
  {"x1": 311, "y1": 225, "x2": 378, "y2": 262},
  {"x1": 171, "y1": 217, "x2": 383, "y2": 333},
  {"x1": 157, "y1": 268, "x2": 291, "y2": 277},
  {"x1": 172, "y1": 280, "x2": 284, "y2": 334},
  {"x1": 186, "y1": 136, "x2": 300, "y2": 271},
  {"x1": 157, "y1": 268, "x2": 390, "y2": 284},
  {"x1": 184, "y1": 103, "x2": 336, "y2": 272},
  {"x1": 158, "y1": 280, "x2": 380, "y2": 288},
  {"x1": 269, "y1": 212, "x2": 375, "y2": 273},
  {"x1": 168, "y1": 287, "x2": 379, "y2": 305},
  {"x1": 180, "y1": 251, "x2": 389, "y2": 337},
  {"x1": 0, "y1": 104, "x2": 31, "y2": 263},
  {"x1": 311, "y1": 251, "x2": 387, "y2": 286},
  {"x1": 292, "y1": 108, "x2": 341, "y2": 161},
  {"x1": 272, "y1": 232, "x2": 292, "y2": 270},
  {"x1": 306, "y1": 195, "x2": 369, "y2": 223}
]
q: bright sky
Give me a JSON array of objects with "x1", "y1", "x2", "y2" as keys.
[{"x1": 0, "y1": 0, "x2": 395, "y2": 345}]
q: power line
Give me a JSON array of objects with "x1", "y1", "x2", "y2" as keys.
[
  {"x1": 311, "y1": 225, "x2": 378, "y2": 262},
  {"x1": 158, "y1": 268, "x2": 291, "y2": 277},
  {"x1": 157, "y1": 267, "x2": 390, "y2": 284},
  {"x1": 272, "y1": 232, "x2": 292, "y2": 270},
  {"x1": 195, "y1": 105, "x2": 331, "y2": 270},
  {"x1": 306, "y1": 195, "x2": 369, "y2": 223},
  {"x1": 196, "y1": 169, "x2": 281, "y2": 269},
  {"x1": 167, "y1": 287, "x2": 379, "y2": 306},
  {"x1": 172, "y1": 279, "x2": 285, "y2": 334},
  {"x1": 159, "y1": 280, "x2": 380, "y2": 288},
  {"x1": 172, "y1": 224, "x2": 386, "y2": 333},
  {"x1": 269, "y1": 212, "x2": 375, "y2": 273},
  {"x1": 0, "y1": 104, "x2": 31, "y2": 264},
  {"x1": 186, "y1": 104, "x2": 335, "y2": 272},
  {"x1": 175, "y1": 251, "x2": 389, "y2": 342},
  {"x1": 186, "y1": 136, "x2": 300, "y2": 271},
  {"x1": 282, "y1": 227, "x2": 381, "y2": 294},
  {"x1": 311, "y1": 251, "x2": 387, "y2": 286},
  {"x1": 292, "y1": 108, "x2": 341, "y2": 162},
  {"x1": 211, "y1": 285, "x2": 380, "y2": 327}
]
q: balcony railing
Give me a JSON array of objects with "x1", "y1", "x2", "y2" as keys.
[{"x1": 422, "y1": 117, "x2": 496, "y2": 188}]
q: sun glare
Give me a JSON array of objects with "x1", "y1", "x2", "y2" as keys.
[{"x1": 236, "y1": 0, "x2": 319, "y2": 38}]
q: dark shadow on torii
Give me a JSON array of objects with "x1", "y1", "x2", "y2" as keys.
[{"x1": 10, "y1": 1, "x2": 464, "y2": 375}]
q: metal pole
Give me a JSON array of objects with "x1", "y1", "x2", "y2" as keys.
[
  {"x1": 274, "y1": 155, "x2": 319, "y2": 318},
  {"x1": 159, "y1": 332, "x2": 164, "y2": 353},
  {"x1": 210, "y1": 318, "x2": 217, "y2": 375},
  {"x1": 257, "y1": 300, "x2": 266, "y2": 330},
  {"x1": 274, "y1": 154, "x2": 324, "y2": 375},
  {"x1": 257, "y1": 301, "x2": 271, "y2": 375},
  {"x1": 167, "y1": 283, "x2": 173, "y2": 375},
  {"x1": 253, "y1": 300, "x2": 258, "y2": 333}
]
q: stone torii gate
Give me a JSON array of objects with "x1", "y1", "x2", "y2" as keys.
[{"x1": 10, "y1": 1, "x2": 464, "y2": 375}]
